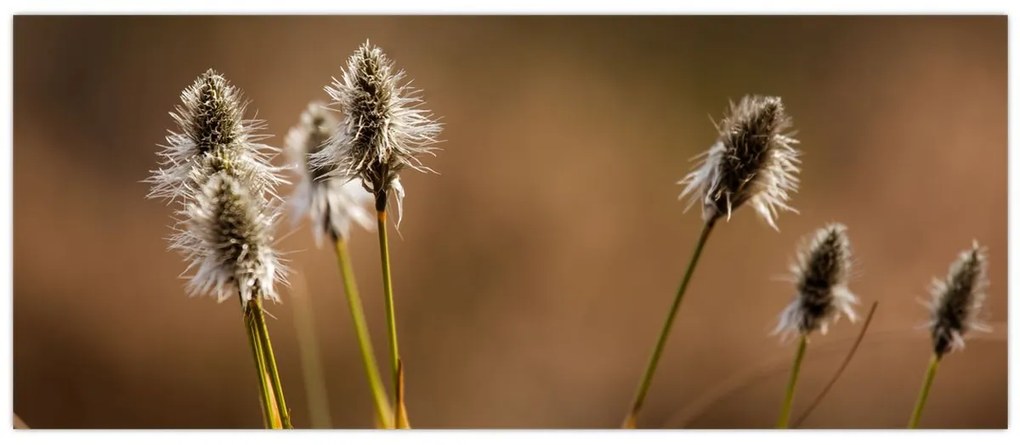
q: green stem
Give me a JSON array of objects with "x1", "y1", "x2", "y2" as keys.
[
  {"x1": 333, "y1": 235, "x2": 395, "y2": 428},
  {"x1": 793, "y1": 301, "x2": 879, "y2": 427},
  {"x1": 290, "y1": 284, "x2": 333, "y2": 429},
  {"x1": 777, "y1": 334, "x2": 808, "y2": 428},
  {"x1": 251, "y1": 297, "x2": 293, "y2": 429},
  {"x1": 907, "y1": 354, "x2": 941, "y2": 428},
  {"x1": 376, "y1": 208, "x2": 403, "y2": 425},
  {"x1": 243, "y1": 299, "x2": 281, "y2": 428},
  {"x1": 623, "y1": 218, "x2": 717, "y2": 428}
]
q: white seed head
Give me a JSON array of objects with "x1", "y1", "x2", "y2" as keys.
[
  {"x1": 285, "y1": 101, "x2": 373, "y2": 244},
  {"x1": 679, "y1": 95, "x2": 801, "y2": 230},
  {"x1": 774, "y1": 223, "x2": 858, "y2": 339},
  {"x1": 150, "y1": 69, "x2": 287, "y2": 305},
  {"x1": 171, "y1": 170, "x2": 283, "y2": 304},
  {"x1": 147, "y1": 69, "x2": 282, "y2": 203},
  {"x1": 311, "y1": 41, "x2": 442, "y2": 224},
  {"x1": 927, "y1": 242, "x2": 990, "y2": 357}
]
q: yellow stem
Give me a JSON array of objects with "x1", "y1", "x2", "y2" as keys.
[
  {"x1": 251, "y1": 297, "x2": 293, "y2": 429},
  {"x1": 243, "y1": 298, "x2": 282, "y2": 428}
]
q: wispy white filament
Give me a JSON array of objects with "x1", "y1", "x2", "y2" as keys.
[{"x1": 286, "y1": 101, "x2": 373, "y2": 245}]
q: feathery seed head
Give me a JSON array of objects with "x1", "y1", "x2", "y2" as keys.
[
  {"x1": 150, "y1": 69, "x2": 287, "y2": 306},
  {"x1": 286, "y1": 101, "x2": 374, "y2": 244},
  {"x1": 312, "y1": 41, "x2": 442, "y2": 222},
  {"x1": 147, "y1": 69, "x2": 282, "y2": 203},
  {"x1": 927, "y1": 242, "x2": 990, "y2": 358},
  {"x1": 172, "y1": 170, "x2": 282, "y2": 304},
  {"x1": 774, "y1": 223, "x2": 857, "y2": 339},
  {"x1": 679, "y1": 95, "x2": 801, "y2": 230}
]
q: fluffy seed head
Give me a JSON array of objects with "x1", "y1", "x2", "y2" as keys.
[
  {"x1": 171, "y1": 169, "x2": 283, "y2": 304},
  {"x1": 149, "y1": 69, "x2": 287, "y2": 305},
  {"x1": 286, "y1": 101, "x2": 373, "y2": 244},
  {"x1": 774, "y1": 223, "x2": 857, "y2": 339},
  {"x1": 147, "y1": 69, "x2": 281, "y2": 203},
  {"x1": 312, "y1": 41, "x2": 442, "y2": 222},
  {"x1": 927, "y1": 242, "x2": 990, "y2": 358},
  {"x1": 679, "y1": 95, "x2": 801, "y2": 230}
]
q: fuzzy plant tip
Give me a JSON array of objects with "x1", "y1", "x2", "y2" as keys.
[
  {"x1": 149, "y1": 68, "x2": 287, "y2": 306},
  {"x1": 173, "y1": 170, "x2": 283, "y2": 304},
  {"x1": 286, "y1": 101, "x2": 374, "y2": 244},
  {"x1": 928, "y1": 242, "x2": 990, "y2": 358},
  {"x1": 147, "y1": 69, "x2": 281, "y2": 204},
  {"x1": 679, "y1": 95, "x2": 801, "y2": 230},
  {"x1": 774, "y1": 223, "x2": 858, "y2": 339},
  {"x1": 311, "y1": 40, "x2": 442, "y2": 226}
]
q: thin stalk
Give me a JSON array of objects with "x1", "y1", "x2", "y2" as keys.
[
  {"x1": 777, "y1": 334, "x2": 808, "y2": 428},
  {"x1": 243, "y1": 299, "x2": 282, "y2": 428},
  {"x1": 251, "y1": 297, "x2": 293, "y2": 429},
  {"x1": 290, "y1": 281, "x2": 333, "y2": 429},
  {"x1": 376, "y1": 206, "x2": 403, "y2": 426},
  {"x1": 907, "y1": 354, "x2": 941, "y2": 428},
  {"x1": 333, "y1": 235, "x2": 395, "y2": 428},
  {"x1": 623, "y1": 217, "x2": 717, "y2": 428},
  {"x1": 793, "y1": 301, "x2": 878, "y2": 427}
]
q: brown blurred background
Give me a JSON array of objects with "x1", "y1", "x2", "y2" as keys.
[{"x1": 12, "y1": 16, "x2": 1006, "y2": 429}]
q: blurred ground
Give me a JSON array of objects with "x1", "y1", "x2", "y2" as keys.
[{"x1": 12, "y1": 16, "x2": 1007, "y2": 428}]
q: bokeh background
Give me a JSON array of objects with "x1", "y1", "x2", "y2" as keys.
[{"x1": 12, "y1": 16, "x2": 1006, "y2": 429}]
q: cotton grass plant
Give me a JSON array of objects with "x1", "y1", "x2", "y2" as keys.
[
  {"x1": 310, "y1": 41, "x2": 443, "y2": 428},
  {"x1": 623, "y1": 95, "x2": 801, "y2": 428},
  {"x1": 773, "y1": 224, "x2": 858, "y2": 428},
  {"x1": 141, "y1": 45, "x2": 996, "y2": 430},
  {"x1": 285, "y1": 100, "x2": 394, "y2": 428},
  {"x1": 908, "y1": 242, "x2": 990, "y2": 428},
  {"x1": 147, "y1": 70, "x2": 292, "y2": 428}
]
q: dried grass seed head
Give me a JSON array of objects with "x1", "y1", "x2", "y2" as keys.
[
  {"x1": 286, "y1": 101, "x2": 373, "y2": 244},
  {"x1": 927, "y1": 242, "x2": 990, "y2": 358},
  {"x1": 679, "y1": 95, "x2": 801, "y2": 230},
  {"x1": 171, "y1": 169, "x2": 283, "y2": 304},
  {"x1": 774, "y1": 223, "x2": 858, "y2": 339},
  {"x1": 147, "y1": 69, "x2": 282, "y2": 203},
  {"x1": 312, "y1": 41, "x2": 442, "y2": 223}
]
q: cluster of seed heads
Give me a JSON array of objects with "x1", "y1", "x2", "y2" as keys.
[
  {"x1": 671, "y1": 98, "x2": 994, "y2": 350},
  {"x1": 149, "y1": 42, "x2": 445, "y2": 304},
  {"x1": 148, "y1": 50, "x2": 994, "y2": 374},
  {"x1": 148, "y1": 70, "x2": 284, "y2": 304}
]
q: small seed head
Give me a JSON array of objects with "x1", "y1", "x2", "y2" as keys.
[
  {"x1": 286, "y1": 101, "x2": 373, "y2": 244},
  {"x1": 147, "y1": 69, "x2": 281, "y2": 203},
  {"x1": 311, "y1": 41, "x2": 441, "y2": 224},
  {"x1": 774, "y1": 223, "x2": 858, "y2": 339},
  {"x1": 927, "y1": 242, "x2": 990, "y2": 358},
  {"x1": 171, "y1": 169, "x2": 282, "y2": 304},
  {"x1": 679, "y1": 95, "x2": 801, "y2": 230}
]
